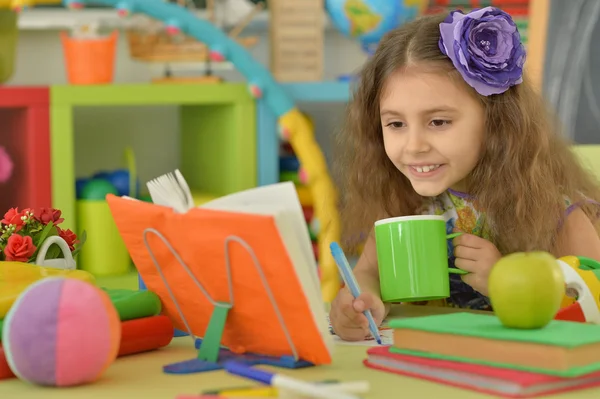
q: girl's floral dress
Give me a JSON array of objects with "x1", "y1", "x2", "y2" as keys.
[
  {"x1": 419, "y1": 188, "x2": 494, "y2": 310},
  {"x1": 417, "y1": 189, "x2": 588, "y2": 310}
]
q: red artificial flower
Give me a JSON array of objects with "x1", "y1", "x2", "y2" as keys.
[
  {"x1": 4, "y1": 234, "x2": 36, "y2": 262},
  {"x1": 1, "y1": 207, "x2": 31, "y2": 230},
  {"x1": 35, "y1": 208, "x2": 64, "y2": 225},
  {"x1": 57, "y1": 226, "x2": 78, "y2": 251}
]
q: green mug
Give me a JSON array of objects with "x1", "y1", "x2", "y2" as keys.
[{"x1": 374, "y1": 215, "x2": 465, "y2": 303}]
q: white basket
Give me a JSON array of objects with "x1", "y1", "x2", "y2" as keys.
[{"x1": 35, "y1": 235, "x2": 76, "y2": 270}]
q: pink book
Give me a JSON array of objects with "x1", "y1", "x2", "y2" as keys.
[{"x1": 364, "y1": 346, "x2": 600, "y2": 398}]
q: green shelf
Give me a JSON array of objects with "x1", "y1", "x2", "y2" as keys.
[{"x1": 50, "y1": 83, "x2": 257, "y2": 230}]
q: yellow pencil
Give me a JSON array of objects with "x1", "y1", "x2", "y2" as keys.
[
  {"x1": 202, "y1": 379, "x2": 345, "y2": 397},
  {"x1": 216, "y1": 387, "x2": 277, "y2": 397}
]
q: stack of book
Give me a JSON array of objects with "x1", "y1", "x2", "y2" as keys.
[{"x1": 364, "y1": 312, "x2": 600, "y2": 397}]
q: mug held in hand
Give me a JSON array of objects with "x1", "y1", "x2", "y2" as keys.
[{"x1": 374, "y1": 215, "x2": 465, "y2": 303}]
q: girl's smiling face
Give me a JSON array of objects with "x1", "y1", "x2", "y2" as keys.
[{"x1": 380, "y1": 67, "x2": 486, "y2": 196}]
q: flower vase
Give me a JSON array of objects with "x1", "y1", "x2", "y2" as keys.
[{"x1": 34, "y1": 235, "x2": 76, "y2": 270}]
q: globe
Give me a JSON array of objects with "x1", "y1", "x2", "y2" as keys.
[{"x1": 326, "y1": 0, "x2": 426, "y2": 51}]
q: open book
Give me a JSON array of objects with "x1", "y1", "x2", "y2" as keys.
[{"x1": 107, "y1": 176, "x2": 333, "y2": 365}]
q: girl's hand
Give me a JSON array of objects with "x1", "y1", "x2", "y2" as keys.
[
  {"x1": 329, "y1": 287, "x2": 386, "y2": 341},
  {"x1": 453, "y1": 231, "x2": 502, "y2": 296}
]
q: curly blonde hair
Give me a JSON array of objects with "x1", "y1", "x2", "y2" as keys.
[{"x1": 335, "y1": 14, "x2": 600, "y2": 255}]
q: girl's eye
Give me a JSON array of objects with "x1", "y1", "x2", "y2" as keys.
[
  {"x1": 386, "y1": 121, "x2": 404, "y2": 129},
  {"x1": 430, "y1": 119, "x2": 452, "y2": 127}
]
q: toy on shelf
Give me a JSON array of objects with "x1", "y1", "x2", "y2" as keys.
[
  {"x1": 61, "y1": 22, "x2": 119, "y2": 85},
  {"x1": 0, "y1": 147, "x2": 13, "y2": 183},
  {"x1": 76, "y1": 170, "x2": 139, "y2": 200},
  {"x1": 269, "y1": 0, "x2": 324, "y2": 82},
  {"x1": 325, "y1": 0, "x2": 422, "y2": 57},
  {"x1": 127, "y1": 0, "x2": 262, "y2": 84},
  {"x1": 555, "y1": 256, "x2": 600, "y2": 324},
  {"x1": 325, "y1": 0, "x2": 423, "y2": 80},
  {"x1": 486, "y1": 252, "x2": 600, "y2": 326},
  {"x1": 77, "y1": 147, "x2": 140, "y2": 200}
]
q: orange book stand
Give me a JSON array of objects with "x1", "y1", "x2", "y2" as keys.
[{"x1": 106, "y1": 193, "x2": 332, "y2": 373}]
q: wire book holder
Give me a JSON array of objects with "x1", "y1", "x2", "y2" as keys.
[{"x1": 141, "y1": 227, "x2": 315, "y2": 374}]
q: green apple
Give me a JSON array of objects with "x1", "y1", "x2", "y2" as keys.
[{"x1": 488, "y1": 251, "x2": 565, "y2": 329}]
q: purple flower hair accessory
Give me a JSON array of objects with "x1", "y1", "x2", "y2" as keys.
[{"x1": 438, "y1": 7, "x2": 526, "y2": 96}]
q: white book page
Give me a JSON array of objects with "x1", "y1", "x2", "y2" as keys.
[
  {"x1": 200, "y1": 182, "x2": 319, "y2": 290},
  {"x1": 273, "y1": 210, "x2": 334, "y2": 355}
]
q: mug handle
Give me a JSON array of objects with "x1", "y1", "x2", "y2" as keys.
[{"x1": 446, "y1": 232, "x2": 469, "y2": 275}]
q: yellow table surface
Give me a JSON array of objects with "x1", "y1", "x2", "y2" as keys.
[{"x1": 1, "y1": 305, "x2": 599, "y2": 398}]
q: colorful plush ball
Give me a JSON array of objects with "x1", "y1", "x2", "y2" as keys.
[{"x1": 2, "y1": 278, "x2": 121, "y2": 387}]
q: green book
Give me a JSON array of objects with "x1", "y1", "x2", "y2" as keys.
[
  {"x1": 389, "y1": 312, "x2": 600, "y2": 377},
  {"x1": 389, "y1": 312, "x2": 600, "y2": 347}
]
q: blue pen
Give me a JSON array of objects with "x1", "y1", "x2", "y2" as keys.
[{"x1": 329, "y1": 242, "x2": 382, "y2": 345}]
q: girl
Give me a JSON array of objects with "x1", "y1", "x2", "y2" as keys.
[{"x1": 329, "y1": 7, "x2": 600, "y2": 342}]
